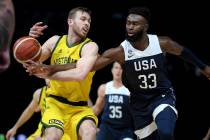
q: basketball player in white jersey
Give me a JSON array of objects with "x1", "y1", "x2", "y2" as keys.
[{"x1": 93, "y1": 62, "x2": 134, "y2": 140}]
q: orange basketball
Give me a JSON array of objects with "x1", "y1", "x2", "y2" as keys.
[{"x1": 13, "y1": 36, "x2": 41, "y2": 63}]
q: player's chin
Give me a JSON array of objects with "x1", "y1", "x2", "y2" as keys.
[{"x1": 80, "y1": 30, "x2": 88, "y2": 37}]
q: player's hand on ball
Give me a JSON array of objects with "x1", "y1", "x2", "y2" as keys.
[{"x1": 29, "y1": 22, "x2": 48, "y2": 38}]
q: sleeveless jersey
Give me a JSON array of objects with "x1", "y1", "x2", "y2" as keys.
[
  {"x1": 47, "y1": 35, "x2": 95, "y2": 102},
  {"x1": 101, "y1": 81, "x2": 133, "y2": 128},
  {"x1": 121, "y1": 34, "x2": 172, "y2": 108},
  {"x1": 38, "y1": 86, "x2": 47, "y2": 116}
]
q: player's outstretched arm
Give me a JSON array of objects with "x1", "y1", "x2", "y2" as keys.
[
  {"x1": 93, "y1": 46, "x2": 124, "y2": 71},
  {"x1": 6, "y1": 89, "x2": 41, "y2": 140},
  {"x1": 92, "y1": 84, "x2": 106, "y2": 116},
  {"x1": 26, "y1": 45, "x2": 123, "y2": 76},
  {"x1": 159, "y1": 36, "x2": 210, "y2": 79},
  {"x1": 44, "y1": 45, "x2": 124, "y2": 73},
  {"x1": 25, "y1": 61, "x2": 76, "y2": 76}
]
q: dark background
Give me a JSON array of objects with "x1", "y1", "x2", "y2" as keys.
[{"x1": 0, "y1": 0, "x2": 209, "y2": 139}]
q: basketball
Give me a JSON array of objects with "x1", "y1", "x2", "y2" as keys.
[{"x1": 13, "y1": 36, "x2": 42, "y2": 63}]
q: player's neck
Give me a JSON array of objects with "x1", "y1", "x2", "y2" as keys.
[
  {"x1": 133, "y1": 34, "x2": 149, "y2": 51},
  {"x1": 67, "y1": 33, "x2": 83, "y2": 46},
  {"x1": 113, "y1": 80, "x2": 123, "y2": 88}
]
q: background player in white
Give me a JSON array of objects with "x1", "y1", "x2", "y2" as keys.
[{"x1": 92, "y1": 62, "x2": 134, "y2": 140}]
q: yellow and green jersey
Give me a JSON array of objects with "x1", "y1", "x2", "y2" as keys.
[
  {"x1": 47, "y1": 35, "x2": 95, "y2": 102},
  {"x1": 38, "y1": 86, "x2": 47, "y2": 116}
]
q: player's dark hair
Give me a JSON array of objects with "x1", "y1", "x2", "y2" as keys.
[
  {"x1": 68, "y1": 7, "x2": 91, "y2": 19},
  {"x1": 128, "y1": 7, "x2": 151, "y2": 22}
]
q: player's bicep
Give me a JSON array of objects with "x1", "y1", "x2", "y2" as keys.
[
  {"x1": 27, "y1": 99, "x2": 37, "y2": 113},
  {"x1": 159, "y1": 36, "x2": 183, "y2": 55},
  {"x1": 93, "y1": 84, "x2": 105, "y2": 115},
  {"x1": 32, "y1": 88, "x2": 41, "y2": 112},
  {"x1": 97, "y1": 85, "x2": 105, "y2": 106},
  {"x1": 39, "y1": 35, "x2": 60, "y2": 62},
  {"x1": 76, "y1": 42, "x2": 98, "y2": 77}
]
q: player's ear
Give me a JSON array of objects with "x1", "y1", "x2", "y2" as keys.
[{"x1": 67, "y1": 18, "x2": 73, "y2": 25}]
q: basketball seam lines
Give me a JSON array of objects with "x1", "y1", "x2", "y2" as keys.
[{"x1": 13, "y1": 37, "x2": 41, "y2": 63}]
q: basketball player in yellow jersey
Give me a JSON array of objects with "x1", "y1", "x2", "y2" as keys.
[
  {"x1": 25, "y1": 7, "x2": 98, "y2": 140},
  {"x1": 6, "y1": 80, "x2": 70, "y2": 140}
]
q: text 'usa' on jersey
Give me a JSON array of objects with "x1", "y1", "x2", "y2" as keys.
[
  {"x1": 121, "y1": 34, "x2": 172, "y2": 100},
  {"x1": 101, "y1": 81, "x2": 133, "y2": 129}
]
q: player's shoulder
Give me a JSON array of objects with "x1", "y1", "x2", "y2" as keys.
[
  {"x1": 45, "y1": 35, "x2": 61, "y2": 45},
  {"x1": 105, "y1": 81, "x2": 113, "y2": 86},
  {"x1": 157, "y1": 35, "x2": 174, "y2": 49},
  {"x1": 122, "y1": 85, "x2": 131, "y2": 95},
  {"x1": 84, "y1": 41, "x2": 99, "y2": 49},
  {"x1": 99, "y1": 83, "x2": 106, "y2": 90},
  {"x1": 51, "y1": 35, "x2": 61, "y2": 41},
  {"x1": 81, "y1": 41, "x2": 99, "y2": 56},
  {"x1": 97, "y1": 83, "x2": 106, "y2": 95},
  {"x1": 44, "y1": 35, "x2": 62, "y2": 51},
  {"x1": 157, "y1": 36, "x2": 172, "y2": 42}
]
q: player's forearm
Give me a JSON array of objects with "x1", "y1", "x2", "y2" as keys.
[
  {"x1": 92, "y1": 100, "x2": 104, "y2": 116},
  {"x1": 49, "y1": 55, "x2": 96, "y2": 81},
  {"x1": 179, "y1": 48, "x2": 207, "y2": 70},
  {"x1": 48, "y1": 63, "x2": 76, "y2": 76},
  {"x1": 92, "y1": 106, "x2": 103, "y2": 116},
  {"x1": 14, "y1": 108, "x2": 34, "y2": 129},
  {"x1": 88, "y1": 98, "x2": 93, "y2": 107},
  {"x1": 49, "y1": 68, "x2": 86, "y2": 81},
  {"x1": 161, "y1": 37, "x2": 207, "y2": 70}
]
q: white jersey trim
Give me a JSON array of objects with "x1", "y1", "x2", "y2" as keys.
[
  {"x1": 105, "y1": 81, "x2": 130, "y2": 96},
  {"x1": 152, "y1": 104, "x2": 178, "y2": 120},
  {"x1": 121, "y1": 34, "x2": 162, "y2": 61}
]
